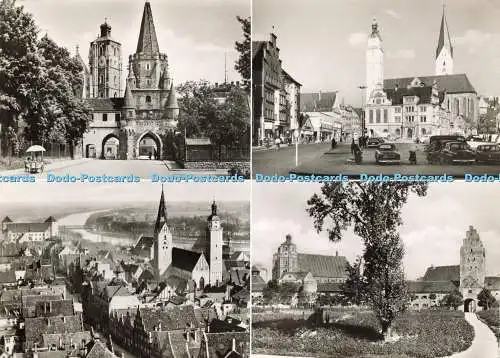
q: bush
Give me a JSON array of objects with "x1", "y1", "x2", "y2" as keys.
[
  {"x1": 478, "y1": 308, "x2": 500, "y2": 340},
  {"x1": 252, "y1": 308, "x2": 473, "y2": 358}
]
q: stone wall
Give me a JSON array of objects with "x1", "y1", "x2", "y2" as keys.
[{"x1": 182, "y1": 161, "x2": 250, "y2": 172}]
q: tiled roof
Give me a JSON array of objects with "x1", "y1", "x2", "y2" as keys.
[
  {"x1": 22, "y1": 294, "x2": 62, "y2": 308},
  {"x1": 250, "y1": 275, "x2": 266, "y2": 292},
  {"x1": 203, "y1": 332, "x2": 249, "y2": 358},
  {"x1": 407, "y1": 280, "x2": 458, "y2": 293},
  {"x1": 195, "y1": 307, "x2": 218, "y2": 327},
  {"x1": 84, "y1": 98, "x2": 124, "y2": 112},
  {"x1": 385, "y1": 86, "x2": 434, "y2": 106},
  {"x1": 485, "y1": 276, "x2": 500, "y2": 290},
  {"x1": 86, "y1": 340, "x2": 116, "y2": 358},
  {"x1": 422, "y1": 265, "x2": 460, "y2": 282},
  {"x1": 317, "y1": 282, "x2": 343, "y2": 293},
  {"x1": 6, "y1": 222, "x2": 50, "y2": 233},
  {"x1": 297, "y1": 253, "x2": 348, "y2": 279},
  {"x1": 301, "y1": 92, "x2": 337, "y2": 112},
  {"x1": 132, "y1": 235, "x2": 154, "y2": 256},
  {"x1": 42, "y1": 331, "x2": 91, "y2": 349},
  {"x1": 384, "y1": 74, "x2": 476, "y2": 94},
  {"x1": 104, "y1": 285, "x2": 132, "y2": 299},
  {"x1": 282, "y1": 69, "x2": 301, "y2": 86},
  {"x1": 280, "y1": 271, "x2": 312, "y2": 281},
  {"x1": 34, "y1": 299, "x2": 74, "y2": 317},
  {"x1": 0, "y1": 270, "x2": 16, "y2": 284},
  {"x1": 229, "y1": 268, "x2": 249, "y2": 287},
  {"x1": 136, "y1": 1, "x2": 160, "y2": 54},
  {"x1": 171, "y1": 248, "x2": 202, "y2": 272},
  {"x1": 139, "y1": 305, "x2": 199, "y2": 332},
  {"x1": 25, "y1": 315, "x2": 84, "y2": 345}
]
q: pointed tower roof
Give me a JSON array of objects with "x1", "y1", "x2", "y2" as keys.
[
  {"x1": 136, "y1": 1, "x2": 160, "y2": 54},
  {"x1": 154, "y1": 186, "x2": 168, "y2": 235},
  {"x1": 436, "y1": 6, "x2": 453, "y2": 59},
  {"x1": 123, "y1": 83, "x2": 135, "y2": 108},
  {"x1": 2, "y1": 216, "x2": 12, "y2": 223},
  {"x1": 166, "y1": 83, "x2": 179, "y2": 110},
  {"x1": 45, "y1": 216, "x2": 56, "y2": 223},
  {"x1": 127, "y1": 62, "x2": 136, "y2": 81}
]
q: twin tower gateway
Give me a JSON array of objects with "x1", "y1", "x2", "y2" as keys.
[{"x1": 76, "y1": 2, "x2": 180, "y2": 160}]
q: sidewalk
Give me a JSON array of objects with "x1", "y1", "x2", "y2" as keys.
[
  {"x1": 163, "y1": 161, "x2": 236, "y2": 175},
  {"x1": 253, "y1": 142, "x2": 329, "y2": 152},
  {"x1": 447, "y1": 312, "x2": 497, "y2": 358},
  {"x1": 0, "y1": 157, "x2": 91, "y2": 176}
]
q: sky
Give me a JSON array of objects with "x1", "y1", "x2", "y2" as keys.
[
  {"x1": 253, "y1": 0, "x2": 500, "y2": 106},
  {"x1": 19, "y1": 0, "x2": 249, "y2": 93},
  {"x1": 0, "y1": 181, "x2": 250, "y2": 203},
  {"x1": 252, "y1": 182, "x2": 500, "y2": 281}
]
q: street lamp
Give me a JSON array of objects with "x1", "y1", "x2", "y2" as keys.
[{"x1": 358, "y1": 86, "x2": 367, "y2": 138}]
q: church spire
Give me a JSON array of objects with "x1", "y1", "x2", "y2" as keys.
[
  {"x1": 436, "y1": 5, "x2": 453, "y2": 59},
  {"x1": 435, "y1": 4, "x2": 454, "y2": 75},
  {"x1": 154, "y1": 185, "x2": 168, "y2": 235},
  {"x1": 136, "y1": 1, "x2": 160, "y2": 54},
  {"x1": 123, "y1": 82, "x2": 135, "y2": 108}
]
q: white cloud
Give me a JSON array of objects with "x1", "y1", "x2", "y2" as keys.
[
  {"x1": 384, "y1": 9, "x2": 401, "y2": 19},
  {"x1": 387, "y1": 49, "x2": 415, "y2": 59},
  {"x1": 348, "y1": 32, "x2": 367, "y2": 47},
  {"x1": 454, "y1": 29, "x2": 495, "y2": 46}
]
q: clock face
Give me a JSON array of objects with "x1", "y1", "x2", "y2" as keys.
[{"x1": 98, "y1": 56, "x2": 106, "y2": 66}]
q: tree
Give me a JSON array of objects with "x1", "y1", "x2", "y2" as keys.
[
  {"x1": 262, "y1": 280, "x2": 280, "y2": 305},
  {"x1": 478, "y1": 288, "x2": 498, "y2": 310},
  {"x1": 177, "y1": 81, "x2": 250, "y2": 159},
  {"x1": 429, "y1": 293, "x2": 436, "y2": 300},
  {"x1": 307, "y1": 182, "x2": 428, "y2": 340},
  {"x1": 441, "y1": 290, "x2": 463, "y2": 310},
  {"x1": 298, "y1": 113, "x2": 309, "y2": 129},
  {"x1": 234, "y1": 16, "x2": 250, "y2": 93},
  {"x1": 341, "y1": 255, "x2": 366, "y2": 305}
]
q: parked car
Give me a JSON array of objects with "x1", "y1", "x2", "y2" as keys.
[
  {"x1": 426, "y1": 135, "x2": 467, "y2": 161},
  {"x1": 428, "y1": 141, "x2": 475, "y2": 165},
  {"x1": 475, "y1": 144, "x2": 500, "y2": 164},
  {"x1": 367, "y1": 138, "x2": 384, "y2": 148},
  {"x1": 375, "y1": 143, "x2": 401, "y2": 164}
]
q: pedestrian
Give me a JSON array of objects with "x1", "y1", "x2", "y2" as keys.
[
  {"x1": 275, "y1": 136, "x2": 281, "y2": 151},
  {"x1": 148, "y1": 151, "x2": 152, "y2": 160},
  {"x1": 331, "y1": 137, "x2": 337, "y2": 149},
  {"x1": 351, "y1": 138, "x2": 356, "y2": 154}
]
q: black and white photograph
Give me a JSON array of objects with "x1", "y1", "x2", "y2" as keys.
[
  {"x1": 252, "y1": 0, "x2": 500, "y2": 178},
  {"x1": 0, "y1": 181, "x2": 250, "y2": 357},
  {"x1": 0, "y1": 0, "x2": 250, "y2": 178},
  {"x1": 251, "y1": 182, "x2": 500, "y2": 358}
]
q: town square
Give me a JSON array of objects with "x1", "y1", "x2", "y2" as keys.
[{"x1": 252, "y1": 0, "x2": 500, "y2": 178}]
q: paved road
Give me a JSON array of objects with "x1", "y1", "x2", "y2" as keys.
[
  {"x1": 6, "y1": 159, "x2": 230, "y2": 180},
  {"x1": 253, "y1": 143, "x2": 331, "y2": 177},
  {"x1": 448, "y1": 313, "x2": 497, "y2": 358},
  {"x1": 254, "y1": 143, "x2": 500, "y2": 178}
]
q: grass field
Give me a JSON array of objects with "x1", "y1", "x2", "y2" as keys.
[{"x1": 252, "y1": 308, "x2": 473, "y2": 358}]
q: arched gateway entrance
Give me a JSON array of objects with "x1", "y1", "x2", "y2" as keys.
[
  {"x1": 136, "y1": 131, "x2": 162, "y2": 160},
  {"x1": 101, "y1": 134, "x2": 119, "y2": 159},
  {"x1": 464, "y1": 298, "x2": 476, "y2": 313}
]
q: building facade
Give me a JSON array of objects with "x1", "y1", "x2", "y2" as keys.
[
  {"x1": 252, "y1": 34, "x2": 301, "y2": 145},
  {"x1": 80, "y1": 2, "x2": 179, "y2": 160},
  {"x1": 364, "y1": 9, "x2": 478, "y2": 139}
]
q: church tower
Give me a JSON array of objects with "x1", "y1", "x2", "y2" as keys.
[
  {"x1": 153, "y1": 187, "x2": 173, "y2": 280},
  {"x1": 207, "y1": 201, "x2": 223, "y2": 286},
  {"x1": 460, "y1": 226, "x2": 485, "y2": 309},
  {"x1": 435, "y1": 6, "x2": 454, "y2": 75},
  {"x1": 74, "y1": 46, "x2": 91, "y2": 99},
  {"x1": 88, "y1": 19, "x2": 123, "y2": 98},
  {"x1": 128, "y1": 1, "x2": 174, "y2": 120},
  {"x1": 272, "y1": 234, "x2": 298, "y2": 281},
  {"x1": 366, "y1": 17, "x2": 384, "y2": 101}
]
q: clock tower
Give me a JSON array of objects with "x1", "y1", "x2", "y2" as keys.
[
  {"x1": 89, "y1": 19, "x2": 123, "y2": 98},
  {"x1": 460, "y1": 226, "x2": 485, "y2": 308},
  {"x1": 153, "y1": 187, "x2": 172, "y2": 280},
  {"x1": 207, "y1": 201, "x2": 223, "y2": 286}
]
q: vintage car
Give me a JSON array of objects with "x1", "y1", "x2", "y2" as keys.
[
  {"x1": 426, "y1": 135, "x2": 466, "y2": 152},
  {"x1": 428, "y1": 141, "x2": 475, "y2": 165},
  {"x1": 375, "y1": 143, "x2": 401, "y2": 164},
  {"x1": 475, "y1": 144, "x2": 500, "y2": 164},
  {"x1": 367, "y1": 137, "x2": 384, "y2": 148}
]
